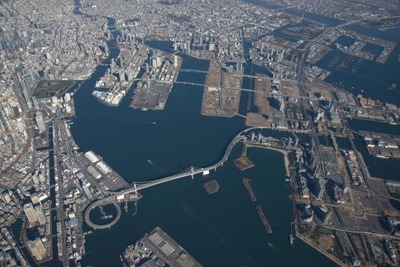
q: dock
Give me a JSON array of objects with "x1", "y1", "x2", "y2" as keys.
[
  {"x1": 242, "y1": 178, "x2": 257, "y2": 202},
  {"x1": 255, "y1": 205, "x2": 272, "y2": 234}
]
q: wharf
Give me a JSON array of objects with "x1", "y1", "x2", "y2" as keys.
[
  {"x1": 242, "y1": 178, "x2": 257, "y2": 202},
  {"x1": 79, "y1": 151, "x2": 129, "y2": 191}
]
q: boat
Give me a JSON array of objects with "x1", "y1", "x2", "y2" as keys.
[
  {"x1": 388, "y1": 83, "x2": 397, "y2": 90},
  {"x1": 147, "y1": 159, "x2": 155, "y2": 167},
  {"x1": 141, "y1": 108, "x2": 148, "y2": 111},
  {"x1": 376, "y1": 154, "x2": 389, "y2": 159},
  {"x1": 289, "y1": 234, "x2": 294, "y2": 245}
]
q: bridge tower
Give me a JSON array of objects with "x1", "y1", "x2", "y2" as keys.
[
  {"x1": 133, "y1": 182, "x2": 138, "y2": 196},
  {"x1": 190, "y1": 166, "x2": 194, "y2": 179}
]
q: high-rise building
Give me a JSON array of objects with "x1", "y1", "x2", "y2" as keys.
[
  {"x1": 23, "y1": 203, "x2": 37, "y2": 224},
  {"x1": 119, "y1": 56, "x2": 124, "y2": 68},
  {"x1": 35, "y1": 112, "x2": 46, "y2": 133},
  {"x1": 209, "y1": 42, "x2": 215, "y2": 51},
  {"x1": 27, "y1": 239, "x2": 46, "y2": 261},
  {"x1": 156, "y1": 56, "x2": 162, "y2": 68},
  {"x1": 127, "y1": 70, "x2": 134, "y2": 81},
  {"x1": 151, "y1": 57, "x2": 157, "y2": 68},
  {"x1": 119, "y1": 69, "x2": 125, "y2": 81},
  {"x1": 13, "y1": 66, "x2": 35, "y2": 92}
]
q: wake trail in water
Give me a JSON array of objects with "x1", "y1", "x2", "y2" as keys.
[
  {"x1": 267, "y1": 243, "x2": 283, "y2": 254},
  {"x1": 147, "y1": 159, "x2": 156, "y2": 168}
]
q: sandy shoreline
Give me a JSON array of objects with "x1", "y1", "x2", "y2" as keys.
[{"x1": 245, "y1": 144, "x2": 290, "y2": 177}]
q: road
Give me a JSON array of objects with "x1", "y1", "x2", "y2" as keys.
[
  {"x1": 84, "y1": 200, "x2": 121, "y2": 230},
  {"x1": 52, "y1": 117, "x2": 70, "y2": 267},
  {"x1": 173, "y1": 81, "x2": 314, "y2": 99},
  {"x1": 0, "y1": 86, "x2": 35, "y2": 188},
  {"x1": 179, "y1": 68, "x2": 297, "y2": 82},
  {"x1": 315, "y1": 215, "x2": 400, "y2": 240},
  {"x1": 292, "y1": 16, "x2": 385, "y2": 182}
]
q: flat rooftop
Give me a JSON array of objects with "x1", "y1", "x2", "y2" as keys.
[{"x1": 142, "y1": 227, "x2": 203, "y2": 267}]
